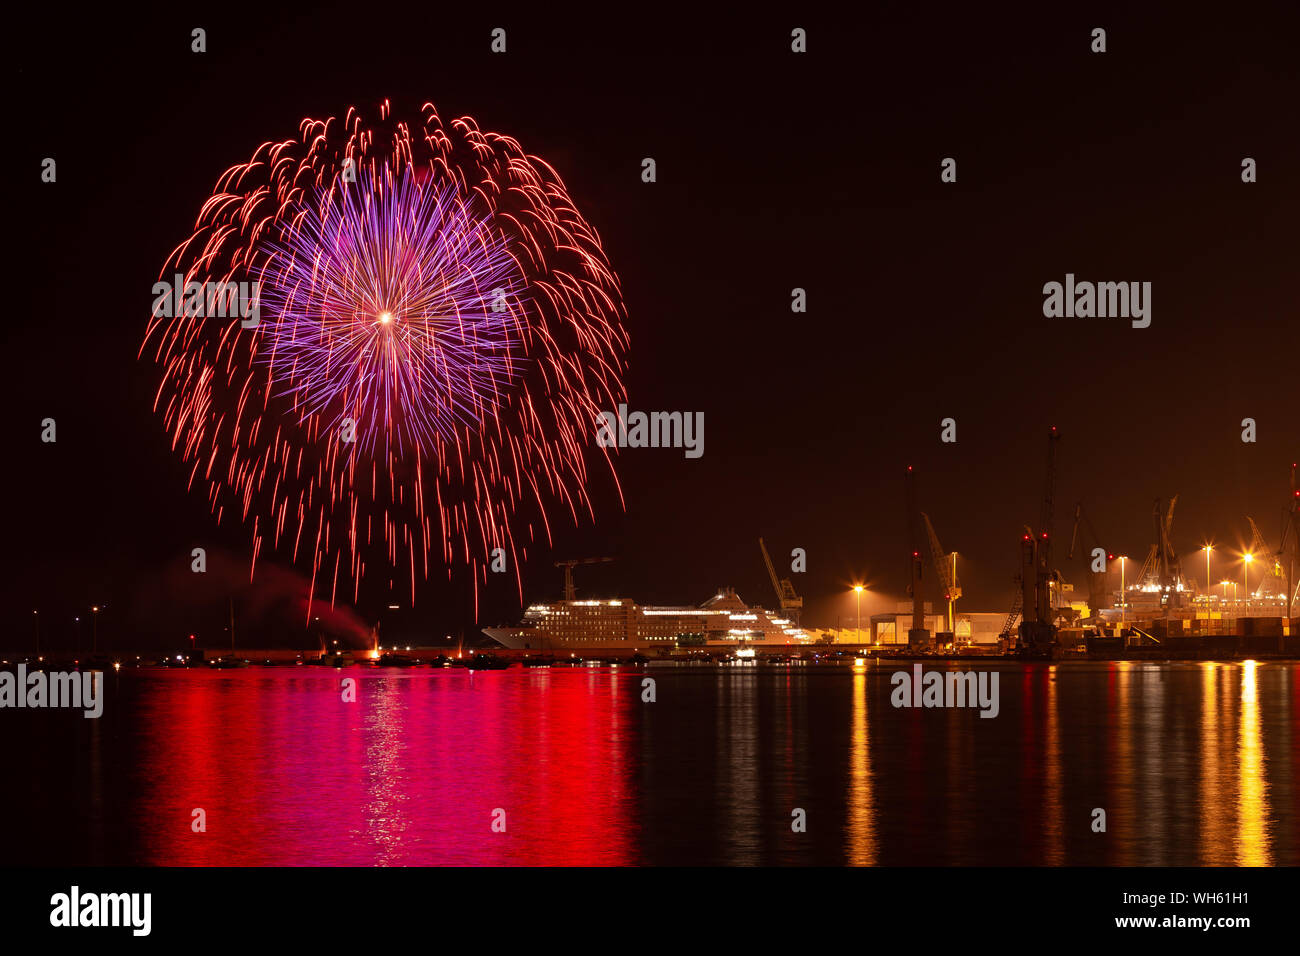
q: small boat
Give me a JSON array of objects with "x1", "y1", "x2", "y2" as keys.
[
  {"x1": 521, "y1": 655, "x2": 556, "y2": 668},
  {"x1": 465, "y1": 654, "x2": 510, "y2": 670},
  {"x1": 428, "y1": 655, "x2": 454, "y2": 668},
  {"x1": 209, "y1": 656, "x2": 250, "y2": 669}
]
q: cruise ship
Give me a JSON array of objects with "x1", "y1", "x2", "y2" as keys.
[{"x1": 482, "y1": 587, "x2": 813, "y2": 650}]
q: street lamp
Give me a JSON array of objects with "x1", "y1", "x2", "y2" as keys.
[
  {"x1": 92, "y1": 605, "x2": 100, "y2": 653},
  {"x1": 1244, "y1": 553, "x2": 1254, "y2": 605},
  {"x1": 1203, "y1": 545, "x2": 1213, "y2": 599},
  {"x1": 853, "y1": 586, "x2": 864, "y2": 646}
]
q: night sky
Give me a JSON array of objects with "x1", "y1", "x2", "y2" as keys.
[{"x1": 10, "y1": 3, "x2": 1298, "y2": 652}]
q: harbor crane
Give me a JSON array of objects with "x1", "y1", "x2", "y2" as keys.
[
  {"x1": 1248, "y1": 464, "x2": 1300, "y2": 613},
  {"x1": 1247, "y1": 516, "x2": 1285, "y2": 598},
  {"x1": 1161, "y1": 496, "x2": 1185, "y2": 595},
  {"x1": 1017, "y1": 427, "x2": 1061, "y2": 650},
  {"x1": 998, "y1": 591, "x2": 1022, "y2": 640},
  {"x1": 920, "y1": 512, "x2": 960, "y2": 633},
  {"x1": 554, "y1": 557, "x2": 614, "y2": 601},
  {"x1": 758, "y1": 537, "x2": 803, "y2": 624},
  {"x1": 1136, "y1": 496, "x2": 1185, "y2": 606},
  {"x1": 1067, "y1": 502, "x2": 1114, "y2": 621}
]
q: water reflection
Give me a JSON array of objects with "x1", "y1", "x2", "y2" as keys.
[
  {"x1": 1043, "y1": 666, "x2": 1062, "y2": 865},
  {"x1": 846, "y1": 667, "x2": 876, "y2": 864},
  {"x1": 1199, "y1": 664, "x2": 1232, "y2": 865},
  {"x1": 1236, "y1": 662, "x2": 1270, "y2": 866},
  {"x1": 8, "y1": 663, "x2": 1295, "y2": 866},
  {"x1": 719, "y1": 670, "x2": 760, "y2": 865}
]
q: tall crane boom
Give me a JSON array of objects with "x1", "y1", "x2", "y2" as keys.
[
  {"x1": 758, "y1": 537, "x2": 802, "y2": 622},
  {"x1": 1068, "y1": 502, "x2": 1112, "y2": 620},
  {"x1": 1035, "y1": 428, "x2": 1061, "y2": 629},
  {"x1": 1247, "y1": 516, "x2": 1271, "y2": 561},
  {"x1": 1145, "y1": 495, "x2": 1184, "y2": 607},
  {"x1": 921, "y1": 512, "x2": 960, "y2": 633},
  {"x1": 1248, "y1": 516, "x2": 1284, "y2": 597},
  {"x1": 554, "y1": 557, "x2": 614, "y2": 601},
  {"x1": 1039, "y1": 427, "x2": 1061, "y2": 545},
  {"x1": 1018, "y1": 427, "x2": 1060, "y2": 651},
  {"x1": 1164, "y1": 495, "x2": 1183, "y2": 588}
]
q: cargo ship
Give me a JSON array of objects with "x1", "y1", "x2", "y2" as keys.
[{"x1": 482, "y1": 587, "x2": 812, "y2": 650}]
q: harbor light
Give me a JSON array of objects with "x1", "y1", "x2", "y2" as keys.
[{"x1": 853, "y1": 585, "x2": 865, "y2": 644}]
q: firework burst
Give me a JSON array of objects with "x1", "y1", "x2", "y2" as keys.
[
  {"x1": 142, "y1": 101, "x2": 629, "y2": 611},
  {"x1": 258, "y1": 171, "x2": 527, "y2": 457}
]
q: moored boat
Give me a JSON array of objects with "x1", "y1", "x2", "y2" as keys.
[{"x1": 465, "y1": 654, "x2": 510, "y2": 670}]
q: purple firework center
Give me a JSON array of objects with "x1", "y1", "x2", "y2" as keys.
[{"x1": 256, "y1": 166, "x2": 528, "y2": 456}]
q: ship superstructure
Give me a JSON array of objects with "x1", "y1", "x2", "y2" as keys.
[{"x1": 482, "y1": 587, "x2": 812, "y2": 650}]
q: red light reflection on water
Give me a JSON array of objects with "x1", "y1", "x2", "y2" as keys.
[{"x1": 132, "y1": 669, "x2": 635, "y2": 865}]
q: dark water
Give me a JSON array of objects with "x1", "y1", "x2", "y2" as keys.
[{"x1": 3, "y1": 661, "x2": 1296, "y2": 865}]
